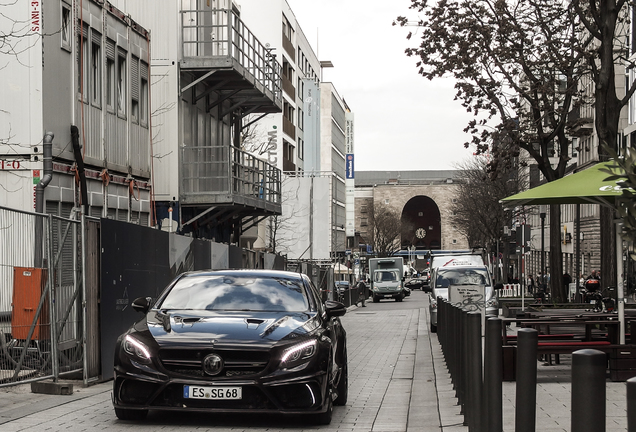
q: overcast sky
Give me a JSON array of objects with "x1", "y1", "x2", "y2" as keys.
[{"x1": 285, "y1": 0, "x2": 476, "y2": 172}]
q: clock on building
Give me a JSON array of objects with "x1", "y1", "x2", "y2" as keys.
[{"x1": 415, "y1": 228, "x2": 427, "y2": 239}]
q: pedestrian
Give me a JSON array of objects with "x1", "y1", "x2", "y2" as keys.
[
  {"x1": 563, "y1": 272, "x2": 572, "y2": 301},
  {"x1": 528, "y1": 274, "x2": 535, "y2": 294},
  {"x1": 357, "y1": 279, "x2": 368, "y2": 307}
]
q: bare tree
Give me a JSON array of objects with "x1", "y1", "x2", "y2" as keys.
[
  {"x1": 451, "y1": 155, "x2": 524, "y2": 256},
  {"x1": 394, "y1": 0, "x2": 591, "y2": 301},
  {"x1": 371, "y1": 203, "x2": 403, "y2": 257},
  {"x1": 240, "y1": 115, "x2": 274, "y2": 156},
  {"x1": 571, "y1": 1, "x2": 636, "y2": 287},
  {"x1": 261, "y1": 176, "x2": 306, "y2": 255}
]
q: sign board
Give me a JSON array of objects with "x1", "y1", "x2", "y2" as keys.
[
  {"x1": 448, "y1": 284, "x2": 486, "y2": 332},
  {"x1": 448, "y1": 285, "x2": 486, "y2": 313},
  {"x1": 346, "y1": 154, "x2": 354, "y2": 179}
]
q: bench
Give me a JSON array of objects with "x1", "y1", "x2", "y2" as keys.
[{"x1": 536, "y1": 340, "x2": 612, "y2": 355}]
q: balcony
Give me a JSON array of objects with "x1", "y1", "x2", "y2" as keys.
[
  {"x1": 282, "y1": 73, "x2": 295, "y2": 99},
  {"x1": 282, "y1": 32, "x2": 295, "y2": 62},
  {"x1": 568, "y1": 105, "x2": 594, "y2": 137},
  {"x1": 179, "y1": 3, "x2": 282, "y2": 114},
  {"x1": 181, "y1": 144, "x2": 281, "y2": 213},
  {"x1": 283, "y1": 116, "x2": 296, "y2": 140}
]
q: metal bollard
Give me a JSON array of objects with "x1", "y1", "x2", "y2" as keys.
[
  {"x1": 458, "y1": 306, "x2": 466, "y2": 414},
  {"x1": 485, "y1": 317, "x2": 503, "y2": 432},
  {"x1": 515, "y1": 328, "x2": 538, "y2": 432},
  {"x1": 466, "y1": 311, "x2": 483, "y2": 432},
  {"x1": 627, "y1": 377, "x2": 636, "y2": 432},
  {"x1": 571, "y1": 349, "x2": 606, "y2": 432}
]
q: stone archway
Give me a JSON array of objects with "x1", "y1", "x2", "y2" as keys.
[{"x1": 401, "y1": 196, "x2": 441, "y2": 250}]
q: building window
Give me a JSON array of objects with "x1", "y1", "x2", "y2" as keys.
[
  {"x1": 452, "y1": 239, "x2": 457, "y2": 244},
  {"x1": 384, "y1": 199, "x2": 389, "y2": 204},
  {"x1": 284, "y1": 140, "x2": 295, "y2": 161},
  {"x1": 61, "y1": 4, "x2": 71, "y2": 51},
  {"x1": 297, "y1": 137, "x2": 304, "y2": 160},
  {"x1": 282, "y1": 14, "x2": 294, "y2": 42},
  {"x1": 78, "y1": 24, "x2": 89, "y2": 101},
  {"x1": 117, "y1": 50, "x2": 127, "y2": 117},
  {"x1": 361, "y1": 218, "x2": 368, "y2": 227},
  {"x1": 361, "y1": 205, "x2": 367, "y2": 213},
  {"x1": 131, "y1": 56, "x2": 140, "y2": 123},
  {"x1": 105, "y1": 39, "x2": 115, "y2": 112},
  {"x1": 140, "y1": 62, "x2": 149, "y2": 126},
  {"x1": 91, "y1": 31, "x2": 101, "y2": 107},
  {"x1": 297, "y1": 108, "x2": 304, "y2": 130}
]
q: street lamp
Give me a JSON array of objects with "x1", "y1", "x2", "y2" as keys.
[{"x1": 540, "y1": 205, "x2": 547, "y2": 290}]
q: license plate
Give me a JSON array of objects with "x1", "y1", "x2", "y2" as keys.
[
  {"x1": 384, "y1": 295, "x2": 393, "y2": 298},
  {"x1": 183, "y1": 385, "x2": 242, "y2": 400}
]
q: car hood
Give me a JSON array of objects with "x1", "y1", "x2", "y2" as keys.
[{"x1": 141, "y1": 310, "x2": 318, "y2": 347}]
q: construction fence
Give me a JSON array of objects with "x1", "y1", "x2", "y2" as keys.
[{"x1": 0, "y1": 205, "x2": 96, "y2": 388}]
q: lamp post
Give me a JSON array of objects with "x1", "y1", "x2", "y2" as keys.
[{"x1": 540, "y1": 206, "x2": 547, "y2": 291}]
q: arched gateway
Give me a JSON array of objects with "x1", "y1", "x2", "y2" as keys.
[
  {"x1": 401, "y1": 196, "x2": 441, "y2": 250},
  {"x1": 354, "y1": 170, "x2": 469, "y2": 252}
]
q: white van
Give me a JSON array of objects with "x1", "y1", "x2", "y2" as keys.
[{"x1": 428, "y1": 263, "x2": 498, "y2": 333}]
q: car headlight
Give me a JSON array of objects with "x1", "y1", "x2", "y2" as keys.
[
  {"x1": 280, "y1": 339, "x2": 317, "y2": 367},
  {"x1": 123, "y1": 335, "x2": 152, "y2": 364}
]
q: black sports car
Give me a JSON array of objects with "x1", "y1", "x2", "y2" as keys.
[{"x1": 113, "y1": 269, "x2": 348, "y2": 425}]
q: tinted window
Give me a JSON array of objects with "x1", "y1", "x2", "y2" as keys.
[{"x1": 159, "y1": 275, "x2": 309, "y2": 312}]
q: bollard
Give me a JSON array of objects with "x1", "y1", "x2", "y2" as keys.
[
  {"x1": 485, "y1": 317, "x2": 503, "y2": 432},
  {"x1": 627, "y1": 377, "x2": 636, "y2": 432},
  {"x1": 571, "y1": 349, "x2": 606, "y2": 432},
  {"x1": 515, "y1": 328, "x2": 538, "y2": 432},
  {"x1": 466, "y1": 311, "x2": 483, "y2": 432},
  {"x1": 458, "y1": 306, "x2": 466, "y2": 414}
]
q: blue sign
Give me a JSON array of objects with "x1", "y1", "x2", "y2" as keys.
[{"x1": 346, "y1": 154, "x2": 354, "y2": 179}]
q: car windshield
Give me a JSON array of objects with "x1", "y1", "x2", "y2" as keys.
[
  {"x1": 159, "y1": 275, "x2": 309, "y2": 312},
  {"x1": 374, "y1": 271, "x2": 398, "y2": 282},
  {"x1": 434, "y1": 268, "x2": 491, "y2": 288}
]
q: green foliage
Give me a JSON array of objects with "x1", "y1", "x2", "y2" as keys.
[{"x1": 600, "y1": 149, "x2": 636, "y2": 260}]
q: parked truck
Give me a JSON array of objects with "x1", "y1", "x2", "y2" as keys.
[{"x1": 369, "y1": 257, "x2": 405, "y2": 302}]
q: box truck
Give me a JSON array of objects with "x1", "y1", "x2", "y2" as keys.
[{"x1": 369, "y1": 257, "x2": 405, "y2": 302}]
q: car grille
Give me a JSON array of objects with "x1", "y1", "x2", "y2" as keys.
[{"x1": 159, "y1": 348, "x2": 270, "y2": 379}]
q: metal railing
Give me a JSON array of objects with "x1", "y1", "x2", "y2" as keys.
[
  {"x1": 181, "y1": 144, "x2": 281, "y2": 208},
  {"x1": 180, "y1": 2, "x2": 282, "y2": 104}
]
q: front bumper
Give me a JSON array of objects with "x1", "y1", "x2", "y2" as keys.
[{"x1": 112, "y1": 366, "x2": 330, "y2": 415}]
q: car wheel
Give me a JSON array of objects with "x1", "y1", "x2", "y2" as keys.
[
  {"x1": 313, "y1": 386, "x2": 333, "y2": 425},
  {"x1": 115, "y1": 407, "x2": 148, "y2": 421},
  {"x1": 396, "y1": 295, "x2": 403, "y2": 302},
  {"x1": 373, "y1": 295, "x2": 380, "y2": 303},
  {"x1": 430, "y1": 323, "x2": 437, "y2": 333},
  {"x1": 335, "y1": 350, "x2": 348, "y2": 406}
]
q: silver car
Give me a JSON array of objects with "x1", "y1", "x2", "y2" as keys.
[{"x1": 428, "y1": 265, "x2": 498, "y2": 333}]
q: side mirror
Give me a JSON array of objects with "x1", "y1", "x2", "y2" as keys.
[
  {"x1": 132, "y1": 296, "x2": 152, "y2": 314},
  {"x1": 324, "y1": 300, "x2": 346, "y2": 317}
]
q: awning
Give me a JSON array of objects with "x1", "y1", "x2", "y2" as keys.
[
  {"x1": 500, "y1": 160, "x2": 629, "y2": 344},
  {"x1": 500, "y1": 161, "x2": 626, "y2": 208}
]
